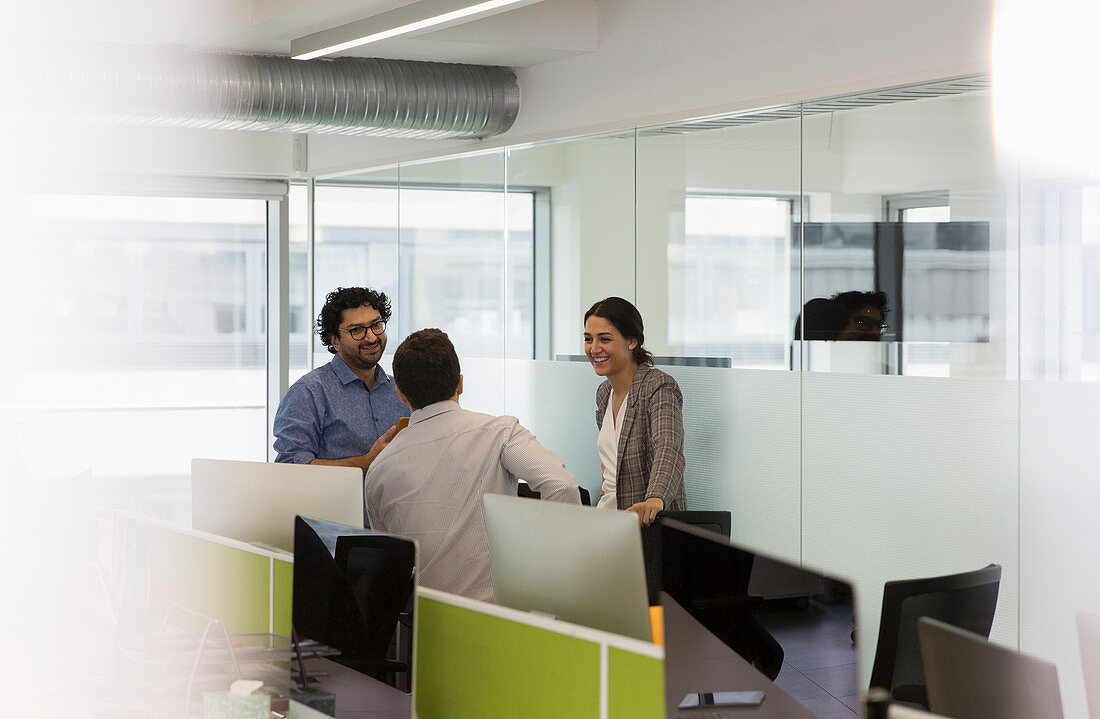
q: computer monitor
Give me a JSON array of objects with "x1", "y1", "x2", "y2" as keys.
[
  {"x1": 191, "y1": 458, "x2": 364, "y2": 552},
  {"x1": 1078, "y1": 609, "x2": 1100, "y2": 719},
  {"x1": 886, "y1": 706, "x2": 951, "y2": 719},
  {"x1": 658, "y1": 518, "x2": 858, "y2": 719},
  {"x1": 919, "y1": 616, "x2": 1064, "y2": 719},
  {"x1": 292, "y1": 515, "x2": 417, "y2": 695},
  {"x1": 483, "y1": 494, "x2": 651, "y2": 642}
]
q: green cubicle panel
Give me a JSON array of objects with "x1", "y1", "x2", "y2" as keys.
[
  {"x1": 148, "y1": 524, "x2": 272, "y2": 634},
  {"x1": 273, "y1": 558, "x2": 293, "y2": 637},
  {"x1": 415, "y1": 587, "x2": 665, "y2": 718},
  {"x1": 608, "y1": 646, "x2": 664, "y2": 719},
  {"x1": 416, "y1": 594, "x2": 601, "y2": 718}
]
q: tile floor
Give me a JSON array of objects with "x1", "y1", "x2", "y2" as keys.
[{"x1": 758, "y1": 599, "x2": 861, "y2": 719}]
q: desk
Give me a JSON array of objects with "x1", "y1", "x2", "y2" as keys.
[
  {"x1": 303, "y1": 656, "x2": 410, "y2": 719},
  {"x1": 661, "y1": 593, "x2": 815, "y2": 719}
]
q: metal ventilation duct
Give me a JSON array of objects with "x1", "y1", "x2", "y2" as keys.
[{"x1": 38, "y1": 46, "x2": 520, "y2": 139}]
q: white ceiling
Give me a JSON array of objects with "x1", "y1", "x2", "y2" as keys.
[{"x1": 15, "y1": 0, "x2": 598, "y2": 67}]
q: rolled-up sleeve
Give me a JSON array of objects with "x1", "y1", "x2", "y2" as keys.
[
  {"x1": 272, "y1": 385, "x2": 323, "y2": 464},
  {"x1": 643, "y1": 377, "x2": 685, "y2": 505},
  {"x1": 501, "y1": 421, "x2": 580, "y2": 504}
]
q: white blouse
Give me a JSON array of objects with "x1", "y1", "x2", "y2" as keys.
[{"x1": 596, "y1": 391, "x2": 628, "y2": 509}]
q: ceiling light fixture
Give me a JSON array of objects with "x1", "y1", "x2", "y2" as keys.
[{"x1": 292, "y1": 0, "x2": 540, "y2": 61}]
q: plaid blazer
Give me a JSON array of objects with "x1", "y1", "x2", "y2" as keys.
[{"x1": 595, "y1": 365, "x2": 687, "y2": 511}]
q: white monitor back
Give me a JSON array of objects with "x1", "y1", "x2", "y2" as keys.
[
  {"x1": 483, "y1": 494, "x2": 651, "y2": 642},
  {"x1": 1078, "y1": 609, "x2": 1100, "y2": 719},
  {"x1": 191, "y1": 458, "x2": 363, "y2": 552}
]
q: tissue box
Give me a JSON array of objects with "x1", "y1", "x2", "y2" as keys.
[{"x1": 202, "y1": 690, "x2": 271, "y2": 719}]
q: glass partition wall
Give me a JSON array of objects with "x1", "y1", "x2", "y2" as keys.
[{"x1": 305, "y1": 75, "x2": 1093, "y2": 717}]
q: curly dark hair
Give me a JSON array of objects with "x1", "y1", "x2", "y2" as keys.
[
  {"x1": 392, "y1": 328, "x2": 461, "y2": 410},
  {"x1": 832, "y1": 290, "x2": 890, "y2": 319},
  {"x1": 316, "y1": 287, "x2": 392, "y2": 354},
  {"x1": 584, "y1": 296, "x2": 654, "y2": 366}
]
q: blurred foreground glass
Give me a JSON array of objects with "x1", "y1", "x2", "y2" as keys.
[{"x1": 1, "y1": 191, "x2": 269, "y2": 517}]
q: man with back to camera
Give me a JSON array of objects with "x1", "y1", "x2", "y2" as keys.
[
  {"x1": 365, "y1": 328, "x2": 580, "y2": 602},
  {"x1": 272, "y1": 287, "x2": 410, "y2": 472}
]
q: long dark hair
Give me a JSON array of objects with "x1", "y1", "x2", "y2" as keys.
[{"x1": 584, "y1": 297, "x2": 654, "y2": 366}]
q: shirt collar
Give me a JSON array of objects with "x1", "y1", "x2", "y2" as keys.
[
  {"x1": 330, "y1": 354, "x2": 391, "y2": 387},
  {"x1": 409, "y1": 399, "x2": 459, "y2": 425}
]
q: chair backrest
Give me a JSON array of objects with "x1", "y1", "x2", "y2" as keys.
[
  {"x1": 517, "y1": 481, "x2": 593, "y2": 506},
  {"x1": 644, "y1": 511, "x2": 732, "y2": 604},
  {"x1": 869, "y1": 563, "x2": 1002, "y2": 708},
  {"x1": 292, "y1": 516, "x2": 416, "y2": 683},
  {"x1": 659, "y1": 510, "x2": 731, "y2": 538},
  {"x1": 335, "y1": 534, "x2": 416, "y2": 666}
]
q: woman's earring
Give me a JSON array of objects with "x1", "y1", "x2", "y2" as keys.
[{"x1": 629, "y1": 344, "x2": 636, "y2": 349}]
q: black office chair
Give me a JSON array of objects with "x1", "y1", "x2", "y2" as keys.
[
  {"x1": 516, "y1": 482, "x2": 592, "y2": 506},
  {"x1": 335, "y1": 535, "x2": 416, "y2": 681},
  {"x1": 869, "y1": 563, "x2": 1002, "y2": 709},
  {"x1": 643, "y1": 510, "x2": 732, "y2": 603},
  {"x1": 292, "y1": 517, "x2": 415, "y2": 686},
  {"x1": 658, "y1": 510, "x2": 731, "y2": 538}
]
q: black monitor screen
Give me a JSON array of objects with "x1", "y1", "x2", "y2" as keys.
[
  {"x1": 292, "y1": 515, "x2": 416, "y2": 697},
  {"x1": 659, "y1": 519, "x2": 858, "y2": 718}
]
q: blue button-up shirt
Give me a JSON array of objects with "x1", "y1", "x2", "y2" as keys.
[{"x1": 272, "y1": 354, "x2": 410, "y2": 464}]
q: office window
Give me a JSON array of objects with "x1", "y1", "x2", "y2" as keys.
[
  {"x1": 900, "y1": 206, "x2": 950, "y2": 223},
  {"x1": 675, "y1": 194, "x2": 796, "y2": 369},
  {"x1": 313, "y1": 183, "x2": 536, "y2": 362},
  {"x1": 886, "y1": 191, "x2": 951, "y2": 223}
]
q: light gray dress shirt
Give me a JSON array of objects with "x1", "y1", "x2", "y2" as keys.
[{"x1": 364, "y1": 400, "x2": 580, "y2": 603}]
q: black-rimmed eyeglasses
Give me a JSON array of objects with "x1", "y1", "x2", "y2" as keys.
[
  {"x1": 852, "y1": 316, "x2": 888, "y2": 334},
  {"x1": 338, "y1": 320, "x2": 387, "y2": 340}
]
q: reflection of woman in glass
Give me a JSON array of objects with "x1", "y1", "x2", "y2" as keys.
[{"x1": 583, "y1": 297, "x2": 686, "y2": 526}]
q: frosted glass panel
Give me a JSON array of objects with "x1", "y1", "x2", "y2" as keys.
[
  {"x1": 801, "y1": 373, "x2": 1019, "y2": 683},
  {"x1": 1017, "y1": 173, "x2": 1100, "y2": 719},
  {"x1": 502, "y1": 360, "x2": 603, "y2": 500},
  {"x1": 1020, "y1": 384, "x2": 1100, "y2": 719},
  {"x1": 662, "y1": 366, "x2": 802, "y2": 562},
  {"x1": 461, "y1": 357, "x2": 507, "y2": 418}
]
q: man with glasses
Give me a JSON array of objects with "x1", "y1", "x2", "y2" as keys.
[
  {"x1": 273, "y1": 287, "x2": 410, "y2": 472},
  {"x1": 833, "y1": 290, "x2": 890, "y2": 341}
]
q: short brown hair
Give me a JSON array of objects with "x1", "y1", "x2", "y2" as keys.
[{"x1": 392, "y1": 329, "x2": 461, "y2": 410}]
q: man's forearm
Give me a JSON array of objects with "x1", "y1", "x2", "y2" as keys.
[
  {"x1": 310, "y1": 455, "x2": 370, "y2": 473},
  {"x1": 306, "y1": 425, "x2": 397, "y2": 474}
]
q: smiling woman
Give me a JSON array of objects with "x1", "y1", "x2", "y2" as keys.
[{"x1": 583, "y1": 297, "x2": 686, "y2": 526}]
